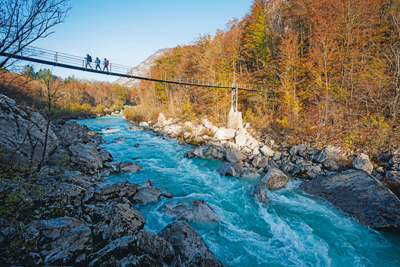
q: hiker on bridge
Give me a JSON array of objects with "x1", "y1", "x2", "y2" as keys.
[
  {"x1": 103, "y1": 58, "x2": 109, "y2": 72},
  {"x1": 86, "y1": 54, "x2": 93, "y2": 69},
  {"x1": 95, "y1": 57, "x2": 101, "y2": 71}
]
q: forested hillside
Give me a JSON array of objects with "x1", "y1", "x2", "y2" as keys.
[{"x1": 128, "y1": 0, "x2": 400, "y2": 153}]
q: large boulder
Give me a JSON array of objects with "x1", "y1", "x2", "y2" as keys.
[
  {"x1": 84, "y1": 199, "x2": 145, "y2": 246},
  {"x1": 214, "y1": 128, "x2": 235, "y2": 140},
  {"x1": 163, "y1": 200, "x2": 219, "y2": 222},
  {"x1": 158, "y1": 221, "x2": 224, "y2": 267},
  {"x1": 25, "y1": 217, "x2": 92, "y2": 266},
  {"x1": 315, "y1": 146, "x2": 347, "y2": 171},
  {"x1": 301, "y1": 170, "x2": 400, "y2": 232},
  {"x1": 132, "y1": 180, "x2": 162, "y2": 204},
  {"x1": 56, "y1": 120, "x2": 91, "y2": 146},
  {"x1": 252, "y1": 184, "x2": 269, "y2": 204},
  {"x1": 217, "y1": 162, "x2": 243, "y2": 176},
  {"x1": 93, "y1": 180, "x2": 139, "y2": 202},
  {"x1": 186, "y1": 145, "x2": 226, "y2": 161},
  {"x1": 260, "y1": 146, "x2": 275, "y2": 157},
  {"x1": 0, "y1": 94, "x2": 59, "y2": 168},
  {"x1": 225, "y1": 148, "x2": 246, "y2": 163},
  {"x1": 261, "y1": 168, "x2": 289, "y2": 190},
  {"x1": 352, "y1": 153, "x2": 373, "y2": 174},
  {"x1": 382, "y1": 171, "x2": 400, "y2": 197},
  {"x1": 120, "y1": 161, "x2": 143, "y2": 173},
  {"x1": 69, "y1": 142, "x2": 103, "y2": 175}
]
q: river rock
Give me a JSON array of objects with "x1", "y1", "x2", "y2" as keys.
[
  {"x1": 300, "y1": 170, "x2": 400, "y2": 232},
  {"x1": 186, "y1": 145, "x2": 226, "y2": 160},
  {"x1": 382, "y1": 171, "x2": 400, "y2": 197},
  {"x1": 261, "y1": 168, "x2": 289, "y2": 190},
  {"x1": 129, "y1": 125, "x2": 139, "y2": 130},
  {"x1": 158, "y1": 113, "x2": 166, "y2": 124},
  {"x1": 86, "y1": 199, "x2": 145, "y2": 245},
  {"x1": 235, "y1": 133, "x2": 248, "y2": 147},
  {"x1": 161, "y1": 188, "x2": 173, "y2": 198},
  {"x1": 69, "y1": 142, "x2": 103, "y2": 175},
  {"x1": 136, "y1": 230, "x2": 175, "y2": 264},
  {"x1": 260, "y1": 146, "x2": 275, "y2": 157},
  {"x1": 281, "y1": 161, "x2": 296, "y2": 173},
  {"x1": 158, "y1": 221, "x2": 224, "y2": 267},
  {"x1": 114, "y1": 136, "x2": 126, "y2": 142},
  {"x1": 252, "y1": 154, "x2": 262, "y2": 168},
  {"x1": 290, "y1": 144, "x2": 308, "y2": 156},
  {"x1": 163, "y1": 200, "x2": 218, "y2": 222},
  {"x1": 293, "y1": 162, "x2": 323, "y2": 179},
  {"x1": 139, "y1": 122, "x2": 149, "y2": 127},
  {"x1": 0, "y1": 94, "x2": 59, "y2": 168},
  {"x1": 214, "y1": 128, "x2": 236, "y2": 140},
  {"x1": 104, "y1": 160, "x2": 120, "y2": 173},
  {"x1": 352, "y1": 153, "x2": 373, "y2": 174},
  {"x1": 56, "y1": 120, "x2": 91, "y2": 145},
  {"x1": 33, "y1": 180, "x2": 87, "y2": 206},
  {"x1": 120, "y1": 161, "x2": 143, "y2": 173},
  {"x1": 87, "y1": 130, "x2": 99, "y2": 136},
  {"x1": 315, "y1": 146, "x2": 343, "y2": 164},
  {"x1": 226, "y1": 148, "x2": 246, "y2": 163},
  {"x1": 217, "y1": 162, "x2": 243, "y2": 176},
  {"x1": 93, "y1": 180, "x2": 139, "y2": 202},
  {"x1": 100, "y1": 150, "x2": 113, "y2": 162},
  {"x1": 131, "y1": 185, "x2": 162, "y2": 204},
  {"x1": 25, "y1": 217, "x2": 92, "y2": 266},
  {"x1": 252, "y1": 184, "x2": 269, "y2": 204}
]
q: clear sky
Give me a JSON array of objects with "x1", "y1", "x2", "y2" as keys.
[{"x1": 28, "y1": 0, "x2": 252, "y2": 82}]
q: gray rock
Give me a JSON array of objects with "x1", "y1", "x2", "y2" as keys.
[
  {"x1": 252, "y1": 155, "x2": 262, "y2": 168},
  {"x1": 258, "y1": 157, "x2": 269, "y2": 168},
  {"x1": 290, "y1": 144, "x2": 308, "y2": 156},
  {"x1": 252, "y1": 184, "x2": 269, "y2": 204},
  {"x1": 315, "y1": 146, "x2": 342, "y2": 163},
  {"x1": 114, "y1": 136, "x2": 127, "y2": 142},
  {"x1": 86, "y1": 199, "x2": 145, "y2": 245},
  {"x1": 382, "y1": 171, "x2": 400, "y2": 197},
  {"x1": 226, "y1": 148, "x2": 246, "y2": 163},
  {"x1": 217, "y1": 162, "x2": 243, "y2": 176},
  {"x1": 33, "y1": 181, "x2": 87, "y2": 206},
  {"x1": 186, "y1": 145, "x2": 226, "y2": 161},
  {"x1": 69, "y1": 142, "x2": 103, "y2": 175},
  {"x1": 120, "y1": 161, "x2": 143, "y2": 173},
  {"x1": 158, "y1": 221, "x2": 224, "y2": 267},
  {"x1": 323, "y1": 160, "x2": 342, "y2": 171},
  {"x1": 352, "y1": 153, "x2": 373, "y2": 174},
  {"x1": 301, "y1": 171, "x2": 400, "y2": 232},
  {"x1": 0, "y1": 94, "x2": 59, "y2": 168},
  {"x1": 161, "y1": 188, "x2": 173, "y2": 198},
  {"x1": 140, "y1": 179, "x2": 152, "y2": 188},
  {"x1": 136, "y1": 230, "x2": 175, "y2": 264},
  {"x1": 104, "y1": 160, "x2": 120, "y2": 173},
  {"x1": 261, "y1": 168, "x2": 289, "y2": 190},
  {"x1": 293, "y1": 162, "x2": 323, "y2": 179},
  {"x1": 46, "y1": 147, "x2": 70, "y2": 167},
  {"x1": 26, "y1": 217, "x2": 92, "y2": 265},
  {"x1": 241, "y1": 170, "x2": 261, "y2": 179},
  {"x1": 100, "y1": 150, "x2": 113, "y2": 162},
  {"x1": 129, "y1": 125, "x2": 139, "y2": 130},
  {"x1": 273, "y1": 151, "x2": 282, "y2": 161},
  {"x1": 164, "y1": 200, "x2": 219, "y2": 222},
  {"x1": 132, "y1": 186, "x2": 162, "y2": 204},
  {"x1": 94, "y1": 180, "x2": 139, "y2": 201},
  {"x1": 260, "y1": 146, "x2": 275, "y2": 157},
  {"x1": 281, "y1": 161, "x2": 295, "y2": 173},
  {"x1": 62, "y1": 171, "x2": 93, "y2": 189},
  {"x1": 56, "y1": 120, "x2": 91, "y2": 145}
]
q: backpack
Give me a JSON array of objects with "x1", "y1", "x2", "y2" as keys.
[
  {"x1": 106, "y1": 60, "x2": 109, "y2": 65},
  {"x1": 88, "y1": 56, "x2": 92, "y2": 62}
]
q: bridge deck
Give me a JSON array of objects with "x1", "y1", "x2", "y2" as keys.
[{"x1": 0, "y1": 48, "x2": 257, "y2": 92}]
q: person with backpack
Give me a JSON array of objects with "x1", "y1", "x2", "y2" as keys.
[
  {"x1": 86, "y1": 54, "x2": 93, "y2": 69},
  {"x1": 95, "y1": 57, "x2": 101, "y2": 71},
  {"x1": 103, "y1": 58, "x2": 109, "y2": 72}
]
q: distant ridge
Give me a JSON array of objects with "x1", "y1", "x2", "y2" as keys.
[{"x1": 115, "y1": 48, "x2": 171, "y2": 88}]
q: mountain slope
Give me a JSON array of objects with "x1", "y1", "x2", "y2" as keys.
[{"x1": 115, "y1": 48, "x2": 170, "y2": 88}]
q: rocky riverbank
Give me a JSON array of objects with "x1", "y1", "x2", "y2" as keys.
[
  {"x1": 132, "y1": 113, "x2": 400, "y2": 233},
  {"x1": 0, "y1": 94, "x2": 225, "y2": 266}
]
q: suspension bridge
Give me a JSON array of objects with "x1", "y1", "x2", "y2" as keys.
[{"x1": 0, "y1": 47, "x2": 258, "y2": 92}]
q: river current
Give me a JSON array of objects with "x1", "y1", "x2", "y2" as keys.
[{"x1": 79, "y1": 116, "x2": 400, "y2": 267}]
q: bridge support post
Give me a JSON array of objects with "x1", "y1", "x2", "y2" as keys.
[{"x1": 227, "y1": 84, "x2": 242, "y2": 129}]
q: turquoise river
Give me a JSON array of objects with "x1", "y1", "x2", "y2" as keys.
[{"x1": 79, "y1": 116, "x2": 400, "y2": 267}]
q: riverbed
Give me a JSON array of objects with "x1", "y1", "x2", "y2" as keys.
[{"x1": 79, "y1": 116, "x2": 400, "y2": 267}]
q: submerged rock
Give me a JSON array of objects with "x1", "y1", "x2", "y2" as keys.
[
  {"x1": 163, "y1": 200, "x2": 219, "y2": 222},
  {"x1": 301, "y1": 170, "x2": 400, "y2": 232},
  {"x1": 252, "y1": 184, "x2": 269, "y2": 204},
  {"x1": 114, "y1": 136, "x2": 126, "y2": 142},
  {"x1": 261, "y1": 168, "x2": 289, "y2": 190},
  {"x1": 158, "y1": 221, "x2": 224, "y2": 267}
]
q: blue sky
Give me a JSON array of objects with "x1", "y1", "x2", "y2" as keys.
[{"x1": 29, "y1": 0, "x2": 252, "y2": 82}]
